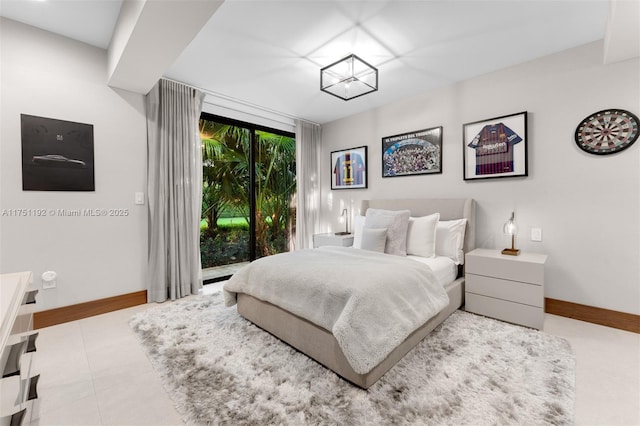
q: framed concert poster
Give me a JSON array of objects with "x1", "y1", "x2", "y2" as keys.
[
  {"x1": 331, "y1": 146, "x2": 368, "y2": 190},
  {"x1": 382, "y1": 126, "x2": 442, "y2": 178},
  {"x1": 463, "y1": 111, "x2": 528, "y2": 181}
]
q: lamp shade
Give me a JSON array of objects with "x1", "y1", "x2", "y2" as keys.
[
  {"x1": 321, "y1": 54, "x2": 378, "y2": 101},
  {"x1": 503, "y1": 213, "x2": 518, "y2": 235},
  {"x1": 501, "y1": 211, "x2": 520, "y2": 255}
]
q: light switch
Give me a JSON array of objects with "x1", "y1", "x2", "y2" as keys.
[
  {"x1": 531, "y1": 228, "x2": 542, "y2": 242},
  {"x1": 135, "y1": 192, "x2": 145, "y2": 205}
]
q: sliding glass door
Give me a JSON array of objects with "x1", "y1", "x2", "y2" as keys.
[{"x1": 199, "y1": 114, "x2": 296, "y2": 279}]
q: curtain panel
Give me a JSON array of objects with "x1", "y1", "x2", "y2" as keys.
[
  {"x1": 294, "y1": 120, "x2": 322, "y2": 250},
  {"x1": 146, "y1": 79, "x2": 205, "y2": 302}
]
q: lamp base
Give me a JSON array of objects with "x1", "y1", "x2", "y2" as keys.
[
  {"x1": 501, "y1": 248, "x2": 521, "y2": 256},
  {"x1": 334, "y1": 232, "x2": 350, "y2": 236}
]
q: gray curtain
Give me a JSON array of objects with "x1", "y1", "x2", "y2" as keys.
[
  {"x1": 146, "y1": 79, "x2": 205, "y2": 302},
  {"x1": 294, "y1": 120, "x2": 321, "y2": 250}
]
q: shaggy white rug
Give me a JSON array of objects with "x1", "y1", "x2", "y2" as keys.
[{"x1": 129, "y1": 293, "x2": 575, "y2": 426}]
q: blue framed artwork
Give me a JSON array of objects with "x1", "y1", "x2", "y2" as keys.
[{"x1": 331, "y1": 146, "x2": 367, "y2": 190}]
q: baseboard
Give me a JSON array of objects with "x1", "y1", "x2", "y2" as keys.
[
  {"x1": 34, "y1": 290, "x2": 147, "y2": 329},
  {"x1": 545, "y1": 298, "x2": 639, "y2": 334}
]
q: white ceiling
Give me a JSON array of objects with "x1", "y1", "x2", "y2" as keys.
[{"x1": 1, "y1": 0, "x2": 631, "y2": 124}]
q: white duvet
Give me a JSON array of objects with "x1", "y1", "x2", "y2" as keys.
[{"x1": 223, "y1": 246, "x2": 449, "y2": 374}]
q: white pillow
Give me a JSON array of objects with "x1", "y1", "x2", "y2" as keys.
[
  {"x1": 435, "y1": 219, "x2": 467, "y2": 264},
  {"x1": 364, "y1": 209, "x2": 411, "y2": 256},
  {"x1": 360, "y1": 228, "x2": 387, "y2": 253},
  {"x1": 352, "y1": 215, "x2": 366, "y2": 249},
  {"x1": 406, "y1": 213, "x2": 440, "y2": 258}
]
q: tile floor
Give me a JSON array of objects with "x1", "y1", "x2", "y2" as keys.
[{"x1": 29, "y1": 282, "x2": 639, "y2": 426}]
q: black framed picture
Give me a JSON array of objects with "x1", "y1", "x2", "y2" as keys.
[
  {"x1": 574, "y1": 109, "x2": 639, "y2": 155},
  {"x1": 382, "y1": 126, "x2": 442, "y2": 178},
  {"x1": 331, "y1": 146, "x2": 367, "y2": 190},
  {"x1": 463, "y1": 111, "x2": 528, "y2": 181},
  {"x1": 21, "y1": 114, "x2": 95, "y2": 191}
]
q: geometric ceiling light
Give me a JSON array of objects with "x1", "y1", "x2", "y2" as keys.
[{"x1": 320, "y1": 54, "x2": 378, "y2": 101}]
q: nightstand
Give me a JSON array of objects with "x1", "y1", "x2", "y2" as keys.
[
  {"x1": 465, "y1": 248, "x2": 547, "y2": 329},
  {"x1": 313, "y1": 233, "x2": 354, "y2": 248}
]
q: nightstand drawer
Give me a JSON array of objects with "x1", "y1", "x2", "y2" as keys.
[
  {"x1": 466, "y1": 274, "x2": 543, "y2": 308},
  {"x1": 466, "y1": 293, "x2": 543, "y2": 329},
  {"x1": 313, "y1": 233, "x2": 354, "y2": 248},
  {"x1": 466, "y1": 250, "x2": 546, "y2": 285}
]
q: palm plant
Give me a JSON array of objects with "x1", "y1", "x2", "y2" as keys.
[
  {"x1": 199, "y1": 118, "x2": 296, "y2": 260},
  {"x1": 254, "y1": 131, "x2": 296, "y2": 256},
  {"x1": 200, "y1": 121, "x2": 250, "y2": 236}
]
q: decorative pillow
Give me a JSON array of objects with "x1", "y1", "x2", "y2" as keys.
[
  {"x1": 406, "y1": 213, "x2": 440, "y2": 258},
  {"x1": 360, "y1": 228, "x2": 387, "y2": 253},
  {"x1": 435, "y1": 219, "x2": 468, "y2": 264},
  {"x1": 352, "y1": 215, "x2": 366, "y2": 249},
  {"x1": 364, "y1": 209, "x2": 411, "y2": 256}
]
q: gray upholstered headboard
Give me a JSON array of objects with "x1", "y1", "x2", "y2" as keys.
[{"x1": 360, "y1": 198, "x2": 476, "y2": 254}]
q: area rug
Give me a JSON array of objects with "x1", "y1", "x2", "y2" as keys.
[{"x1": 129, "y1": 293, "x2": 575, "y2": 425}]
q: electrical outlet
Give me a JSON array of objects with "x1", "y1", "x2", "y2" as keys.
[
  {"x1": 41, "y1": 271, "x2": 57, "y2": 289},
  {"x1": 531, "y1": 228, "x2": 543, "y2": 242},
  {"x1": 42, "y1": 280, "x2": 56, "y2": 289}
]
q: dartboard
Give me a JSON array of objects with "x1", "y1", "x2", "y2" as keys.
[{"x1": 575, "y1": 109, "x2": 639, "y2": 155}]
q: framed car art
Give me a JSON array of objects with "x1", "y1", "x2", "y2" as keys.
[
  {"x1": 574, "y1": 109, "x2": 639, "y2": 155},
  {"x1": 21, "y1": 114, "x2": 95, "y2": 191}
]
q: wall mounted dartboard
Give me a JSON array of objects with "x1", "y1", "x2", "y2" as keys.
[{"x1": 575, "y1": 109, "x2": 639, "y2": 155}]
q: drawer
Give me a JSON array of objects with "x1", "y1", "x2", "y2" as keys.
[
  {"x1": 0, "y1": 375, "x2": 21, "y2": 416},
  {"x1": 466, "y1": 251, "x2": 546, "y2": 284},
  {"x1": 465, "y1": 293, "x2": 544, "y2": 329},
  {"x1": 313, "y1": 234, "x2": 354, "y2": 248},
  {"x1": 466, "y1": 274, "x2": 543, "y2": 308}
]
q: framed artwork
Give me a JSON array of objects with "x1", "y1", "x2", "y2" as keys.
[
  {"x1": 331, "y1": 146, "x2": 367, "y2": 190},
  {"x1": 463, "y1": 111, "x2": 528, "y2": 181},
  {"x1": 574, "y1": 109, "x2": 639, "y2": 155},
  {"x1": 382, "y1": 126, "x2": 442, "y2": 178},
  {"x1": 21, "y1": 114, "x2": 95, "y2": 191}
]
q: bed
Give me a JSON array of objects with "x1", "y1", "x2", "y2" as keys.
[{"x1": 224, "y1": 198, "x2": 475, "y2": 389}]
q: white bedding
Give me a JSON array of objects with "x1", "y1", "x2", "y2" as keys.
[
  {"x1": 224, "y1": 246, "x2": 449, "y2": 375},
  {"x1": 407, "y1": 255, "x2": 458, "y2": 287}
]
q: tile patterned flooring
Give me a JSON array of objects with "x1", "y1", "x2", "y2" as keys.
[{"x1": 29, "y1": 283, "x2": 639, "y2": 425}]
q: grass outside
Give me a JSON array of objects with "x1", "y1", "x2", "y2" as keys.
[{"x1": 200, "y1": 217, "x2": 249, "y2": 231}]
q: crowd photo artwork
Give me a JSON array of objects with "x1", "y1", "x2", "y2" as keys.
[{"x1": 382, "y1": 126, "x2": 443, "y2": 178}]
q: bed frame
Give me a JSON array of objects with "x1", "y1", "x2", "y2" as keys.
[{"x1": 237, "y1": 198, "x2": 476, "y2": 389}]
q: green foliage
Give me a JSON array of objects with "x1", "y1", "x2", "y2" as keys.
[
  {"x1": 200, "y1": 229, "x2": 250, "y2": 268},
  {"x1": 199, "y1": 119, "x2": 296, "y2": 265}
]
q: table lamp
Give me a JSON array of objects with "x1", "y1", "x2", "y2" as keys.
[{"x1": 501, "y1": 211, "x2": 520, "y2": 256}]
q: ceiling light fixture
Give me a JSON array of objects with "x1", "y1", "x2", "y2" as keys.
[{"x1": 320, "y1": 54, "x2": 378, "y2": 101}]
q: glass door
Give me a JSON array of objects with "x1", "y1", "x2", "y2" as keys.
[
  {"x1": 253, "y1": 130, "x2": 297, "y2": 260},
  {"x1": 199, "y1": 114, "x2": 296, "y2": 280}
]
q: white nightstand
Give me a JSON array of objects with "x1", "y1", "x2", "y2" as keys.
[
  {"x1": 465, "y1": 248, "x2": 547, "y2": 329},
  {"x1": 313, "y1": 233, "x2": 354, "y2": 248}
]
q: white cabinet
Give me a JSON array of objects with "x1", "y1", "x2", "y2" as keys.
[
  {"x1": 1, "y1": 272, "x2": 40, "y2": 426},
  {"x1": 313, "y1": 233, "x2": 354, "y2": 248},
  {"x1": 465, "y1": 249, "x2": 547, "y2": 329}
]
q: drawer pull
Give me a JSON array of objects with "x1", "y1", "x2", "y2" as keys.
[
  {"x1": 0, "y1": 408, "x2": 27, "y2": 426},
  {"x1": 27, "y1": 374, "x2": 40, "y2": 401},
  {"x1": 26, "y1": 333, "x2": 38, "y2": 354},
  {"x1": 21, "y1": 290, "x2": 38, "y2": 306},
  {"x1": 1, "y1": 341, "x2": 27, "y2": 378}
]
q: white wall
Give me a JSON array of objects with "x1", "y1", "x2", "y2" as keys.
[
  {"x1": 321, "y1": 41, "x2": 640, "y2": 315},
  {"x1": 0, "y1": 19, "x2": 148, "y2": 311}
]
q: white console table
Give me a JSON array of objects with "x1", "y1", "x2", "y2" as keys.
[{"x1": 1, "y1": 272, "x2": 40, "y2": 425}]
